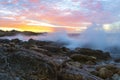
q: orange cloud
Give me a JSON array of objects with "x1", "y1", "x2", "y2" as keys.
[{"x1": 0, "y1": 20, "x2": 54, "y2": 32}]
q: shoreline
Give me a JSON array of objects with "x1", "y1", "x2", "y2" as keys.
[{"x1": 0, "y1": 38, "x2": 120, "y2": 80}]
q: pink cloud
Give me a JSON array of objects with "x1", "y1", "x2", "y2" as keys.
[
  {"x1": 29, "y1": 0, "x2": 39, "y2": 3},
  {"x1": 0, "y1": 0, "x2": 19, "y2": 4},
  {"x1": 1, "y1": 0, "x2": 120, "y2": 28}
]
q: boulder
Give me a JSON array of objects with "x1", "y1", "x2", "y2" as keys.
[
  {"x1": 75, "y1": 48, "x2": 111, "y2": 61},
  {"x1": 112, "y1": 74, "x2": 120, "y2": 80},
  {"x1": 58, "y1": 61, "x2": 103, "y2": 80},
  {"x1": 70, "y1": 54, "x2": 96, "y2": 64},
  {"x1": 98, "y1": 67, "x2": 113, "y2": 79},
  {"x1": 11, "y1": 39, "x2": 22, "y2": 44},
  {"x1": 96, "y1": 64, "x2": 118, "y2": 74},
  {"x1": 0, "y1": 49, "x2": 57, "y2": 80}
]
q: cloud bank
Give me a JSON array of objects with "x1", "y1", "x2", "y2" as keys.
[{"x1": 0, "y1": 0, "x2": 120, "y2": 30}]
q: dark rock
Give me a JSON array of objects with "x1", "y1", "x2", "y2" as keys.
[
  {"x1": 0, "y1": 39, "x2": 10, "y2": 43},
  {"x1": 28, "y1": 39, "x2": 36, "y2": 44},
  {"x1": 75, "y1": 48, "x2": 111, "y2": 61},
  {"x1": 117, "y1": 69, "x2": 120, "y2": 75},
  {"x1": 112, "y1": 74, "x2": 120, "y2": 80},
  {"x1": 90, "y1": 71, "x2": 99, "y2": 76},
  {"x1": 11, "y1": 39, "x2": 22, "y2": 44},
  {"x1": 41, "y1": 45, "x2": 63, "y2": 54},
  {"x1": 0, "y1": 49, "x2": 57, "y2": 80},
  {"x1": 96, "y1": 64, "x2": 118, "y2": 74},
  {"x1": 98, "y1": 67, "x2": 113, "y2": 79},
  {"x1": 61, "y1": 47, "x2": 70, "y2": 53},
  {"x1": 114, "y1": 58, "x2": 120, "y2": 63},
  {"x1": 59, "y1": 61, "x2": 103, "y2": 80},
  {"x1": 70, "y1": 54, "x2": 96, "y2": 64},
  {"x1": 0, "y1": 30, "x2": 44, "y2": 37},
  {"x1": 0, "y1": 38, "x2": 119, "y2": 80},
  {"x1": 86, "y1": 61, "x2": 96, "y2": 65},
  {"x1": 59, "y1": 73, "x2": 83, "y2": 80}
]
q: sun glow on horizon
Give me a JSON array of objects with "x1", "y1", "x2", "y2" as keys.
[
  {"x1": 103, "y1": 24, "x2": 111, "y2": 32},
  {"x1": 0, "y1": 27, "x2": 22, "y2": 31},
  {"x1": 0, "y1": 25, "x2": 54, "y2": 33},
  {"x1": 0, "y1": 25, "x2": 87, "y2": 33}
]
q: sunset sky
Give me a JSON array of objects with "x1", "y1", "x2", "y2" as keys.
[{"x1": 0, "y1": 0, "x2": 120, "y2": 33}]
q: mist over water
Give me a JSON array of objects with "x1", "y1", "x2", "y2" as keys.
[{"x1": 1, "y1": 23, "x2": 120, "y2": 57}]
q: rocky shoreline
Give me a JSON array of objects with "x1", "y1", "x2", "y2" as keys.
[
  {"x1": 0, "y1": 38, "x2": 120, "y2": 80},
  {"x1": 0, "y1": 30, "x2": 45, "y2": 37}
]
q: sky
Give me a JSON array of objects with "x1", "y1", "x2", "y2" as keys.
[{"x1": 0, "y1": 0, "x2": 120, "y2": 33}]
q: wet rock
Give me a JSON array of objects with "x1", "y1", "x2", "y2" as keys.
[
  {"x1": 0, "y1": 39, "x2": 10, "y2": 43},
  {"x1": 59, "y1": 61, "x2": 103, "y2": 80},
  {"x1": 60, "y1": 73, "x2": 83, "y2": 80},
  {"x1": 28, "y1": 39, "x2": 37, "y2": 45},
  {"x1": 0, "y1": 38, "x2": 119, "y2": 80},
  {"x1": 105, "y1": 64, "x2": 118, "y2": 74},
  {"x1": 112, "y1": 74, "x2": 120, "y2": 80},
  {"x1": 11, "y1": 39, "x2": 22, "y2": 44},
  {"x1": 0, "y1": 49, "x2": 57, "y2": 80},
  {"x1": 70, "y1": 54, "x2": 96, "y2": 64},
  {"x1": 114, "y1": 58, "x2": 120, "y2": 63},
  {"x1": 117, "y1": 69, "x2": 120, "y2": 75},
  {"x1": 41, "y1": 45, "x2": 64, "y2": 55},
  {"x1": 96, "y1": 64, "x2": 118, "y2": 74},
  {"x1": 98, "y1": 67, "x2": 113, "y2": 79},
  {"x1": 30, "y1": 45, "x2": 48, "y2": 52},
  {"x1": 1, "y1": 42, "x2": 19, "y2": 52},
  {"x1": 51, "y1": 56, "x2": 71, "y2": 67},
  {"x1": 67, "y1": 61, "x2": 82, "y2": 68},
  {"x1": 86, "y1": 61, "x2": 96, "y2": 65},
  {"x1": 75, "y1": 48, "x2": 111, "y2": 61},
  {"x1": 61, "y1": 47, "x2": 70, "y2": 52},
  {"x1": 0, "y1": 73, "x2": 13, "y2": 80},
  {"x1": 90, "y1": 71, "x2": 99, "y2": 76}
]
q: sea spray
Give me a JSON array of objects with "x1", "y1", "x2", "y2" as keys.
[
  {"x1": 78, "y1": 23, "x2": 107, "y2": 50},
  {"x1": 1, "y1": 23, "x2": 120, "y2": 57}
]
